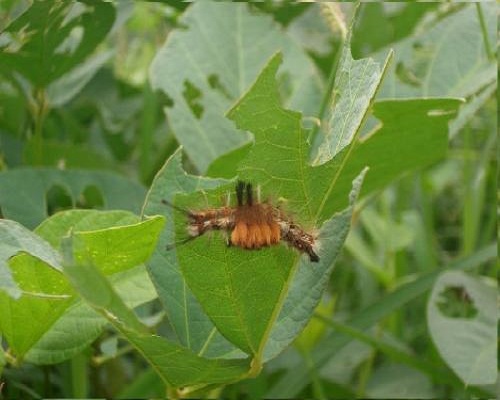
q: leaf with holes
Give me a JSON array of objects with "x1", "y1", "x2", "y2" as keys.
[
  {"x1": 149, "y1": 1, "x2": 321, "y2": 172},
  {"x1": 374, "y1": 4, "x2": 496, "y2": 137},
  {"x1": 427, "y1": 271, "x2": 497, "y2": 385},
  {"x1": 166, "y1": 51, "x2": 461, "y2": 363},
  {"x1": 0, "y1": 168, "x2": 146, "y2": 229},
  {"x1": 0, "y1": 0, "x2": 115, "y2": 87}
]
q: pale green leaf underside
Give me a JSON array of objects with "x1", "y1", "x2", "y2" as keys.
[
  {"x1": 0, "y1": 168, "x2": 146, "y2": 229},
  {"x1": 376, "y1": 4, "x2": 496, "y2": 99},
  {"x1": 427, "y1": 271, "x2": 497, "y2": 385},
  {"x1": 0, "y1": 219, "x2": 62, "y2": 299},
  {"x1": 313, "y1": 43, "x2": 391, "y2": 163},
  {"x1": 149, "y1": 2, "x2": 321, "y2": 172}
]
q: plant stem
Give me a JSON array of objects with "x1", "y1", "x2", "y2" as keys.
[
  {"x1": 71, "y1": 352, "x2": 88, "y2": 398},
  {"x1": 32, "y1": 87, "x2": 48, "y2": 165},
  {"x1": 475, "y1": 3, "x2": 494, "y2": 61}
]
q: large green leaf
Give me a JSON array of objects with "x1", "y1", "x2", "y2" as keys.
[
  {"x1": 0, "y1": 168, "x2": 146, "y2": 229},
  {"x1": 0, "y1": 219, "x2": 62, "y2": 298},
  {"x1": 142, "y1": 149, "x2": 241, "y2": 358},
  {"x1": 228, "y1": 53, "x2": 461, "y2": 225},
  {"x1": 0, "y1": 0, "x2": 115, "y2": 87},
  {"x1": 149, "y1": 1, "x2": 321, "y2": 172},
  {"x1": 63, "y1": 252, "x2": 249, "y2": 390},
  {"x1": 427, "y1": 271, "x2": 497, "y2": 385},
  {"x1": 0, "y1": 210, "x2": 163, "y2": 361},
  {"x1": 174, "y1": 52, "x2": 460, "y2": 361}
]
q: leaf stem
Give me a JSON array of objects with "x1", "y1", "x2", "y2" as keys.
[
  {"x1": 475, "y1": 3, "x2": 494, "y2": 61},
  {"x1": 32, "y1": 87, "x2": 49, "y2": 165},
  {"x1": 70, "y1": 352, "x2": 88, "y2": 398}
]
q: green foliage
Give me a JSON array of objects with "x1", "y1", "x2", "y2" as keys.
[
  {"x1": 0, "y1": 169, "x2": 146, "y2": 229},
  {"x1": 0, "y1": 1, "x2": 115, "y2": 88},
  {"x1": 0, "y1": 2, "x2": 496, "y2": 399},
  {"x1": 0, "y1": 210, "x2": 163, "y2": 364},
  {"x1": 150, "y1": 1, "x2": 322, "y2": 172},
  {"x1": 427, "y1": 271, "x2": 497, "y2": 385}
]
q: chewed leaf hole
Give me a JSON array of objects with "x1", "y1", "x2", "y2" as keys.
[
  {"x1": 182, "y1": 80, "x2": 204, "y2": 119},
  {"x1": 46, "y1": 184, "x2": 73, "y2": 215},
  {"x1": 76, "y1": 185, "x2": 104, "y2": 209},
  {"x1": 156, "y1": 89, "x2": 174, "y2": 108},
  {"x1": 207, "y1": 74, "x2": 232, "y2": 100},
  {"x1": 436, "y1": 285, "x2": 478, "y2": 319},
  {"x1": 395, "y1": 62, "x2": 421, "y2": 87},
  {"x1": 427, "y1": 109, "x2": 457, "y2": 117}
]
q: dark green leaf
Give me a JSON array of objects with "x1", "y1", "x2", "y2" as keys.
[
  {"x1": 0, "y1": 168, "x2": 146, "y2": 229},
  {"x1": 0, "y1": 1, "x2": 115, "y2": 87}
]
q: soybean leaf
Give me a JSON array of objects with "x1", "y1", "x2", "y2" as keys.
[
  {"x1": 312, "y1": 42, "x2": 392, "y2": 162},
  {"x1": 375, "y1": 4, "x2": 496, "y2": 100},
  {"x1": 72, "y1": 215, "x2": 165, "y2": 275},
  {"x1": 0, "y1": 219, "x2": 62, "y2": 298},
  {"x1": 0, "y1": 168, "x2": 146, "y2": 229},
  {"x1": 47, "y1": 50, "x2": 114, "y2": 107},
  {"x1": 143, "y1": 149, "x2": 242, "y2": 358},
  {"x1": 23, "y1": 140, "x2": 117, "y2": 170},
  {"x1": 175, "y1": 52, "x2": 460, "y2": 360},
  {"x1": 25, "y1": 265, "x2": 157, "y2": 365},
  {"x1": 0, "y1": 0, "x2": 115, "y2": 87},
  {"x1": 149, "y1": 1, "x2": 322, "y2": 172},
  {"x1": 0, "y1": 210, "x2": 163, "y2": 361},
  {"x1": 64, "y1": 252, "x2": 249, "y2": 390},
  {"x1": 262, "y1": 170, "x2": 366, "y2": 360},
  {"x1": 228, "y1": 53, "x2": 461, "y2": 226},
  {"x1": 427, "y1": 271, "x2": 497, "y2": 385}
]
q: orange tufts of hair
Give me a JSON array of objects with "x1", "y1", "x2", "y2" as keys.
[
  {"x1": 231, "y1": 221, "x2": 246, "y2": 247},
  {"x1": 260, "y1": 224, "x2": 272, "y2": 246},
  {"x1": 270, "y1": 221, "x2": 280, "y2": 244}
]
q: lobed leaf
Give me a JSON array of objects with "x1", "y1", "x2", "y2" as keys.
[
  {"x1": 228, "y1": 53, "x2": 462, "y2": 225},
  {"x1": 149, "y1": 2, "x2": 321, "y2": 172}
]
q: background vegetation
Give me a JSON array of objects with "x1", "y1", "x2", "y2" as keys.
[{"x1": 0, "y1": 1, "x2": 496, "y2": 399}]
